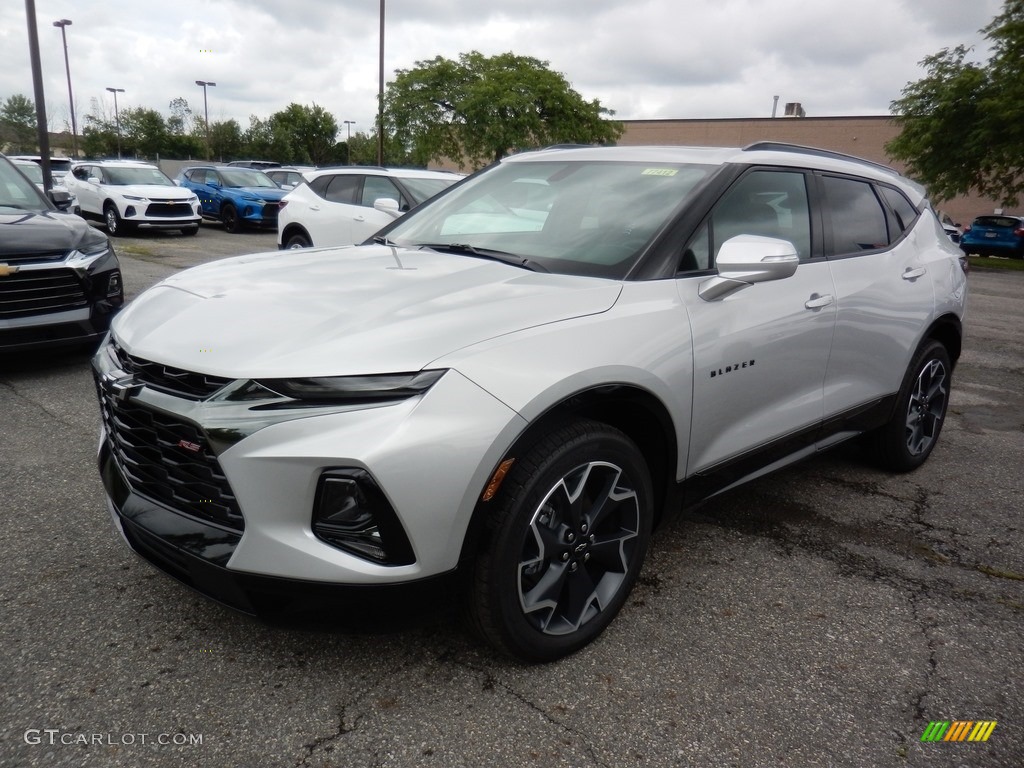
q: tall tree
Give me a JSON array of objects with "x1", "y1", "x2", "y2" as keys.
[
  {"x1": 209, "y1": 119, "x2": 243, "y2": 162},
  {"x1": 384, "y1": 51, "x2": 623, "y2": 169},
  {"x1": 1, "y1": 94, "x2": 39, "y2": 153},
  {"x1": 271, "y1": 103, "x2": 338, "y2": 165},
  {"x1": 888, "y1": 0, "x2": 1024, "y2": 205}
]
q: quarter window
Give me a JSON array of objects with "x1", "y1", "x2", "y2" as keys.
[{"x1": 879, "y1": 186, "x2": 919, "y2": 233}]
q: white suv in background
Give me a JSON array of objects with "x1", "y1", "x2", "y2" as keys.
[
  {"x1": 277, "y1": 166, "x2": 462, "y2": 249},
  {"x1": 67, "y1": 160, "x2": 202, "y2": 236}
]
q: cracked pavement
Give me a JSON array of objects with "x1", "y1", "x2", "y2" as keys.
[{"x1": 1, "y1": 230, "x2": 1020, "y2": 767}]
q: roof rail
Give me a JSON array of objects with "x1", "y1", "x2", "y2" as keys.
[{"x1": 742, "y1": 141, "x2": 897, "y2": 174}]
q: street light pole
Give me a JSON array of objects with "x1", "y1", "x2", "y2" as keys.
[
  {"x1": 195, "y1": 80, "x2": 216, "y2": 161},
  {"x1": 106, "y1": 87, "x2": 124, "y2": 158},
  {"x1": 343, "y1": 120, "x2": 355, "y2": 164},
  {"x1": 53, "y1": 19, "x2": 77, "y2": 158},
  {"x1": 377, "y1": 0, "x2": 385, "y2": 166}
]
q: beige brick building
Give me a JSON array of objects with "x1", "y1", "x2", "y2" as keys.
[{"x1": 618, "y1": 115, "x2": 1013, "y2": 228}]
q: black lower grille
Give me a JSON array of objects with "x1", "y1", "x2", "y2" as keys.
[
  {"x1": 0, "y1": 268, "x2": 87, "y2": 318},
  {"x1": 260, "y1": 203, "x2": 280, "y2": 221},
  {"x1": 145, "y1": 201, "x2": 195, "y2": 218},
  {"x1": 96, "y1": 381, "x2": 244, "y2": 532},
  {"x1": 112, "y1": 342, "x2": 231, "y2": 400}
]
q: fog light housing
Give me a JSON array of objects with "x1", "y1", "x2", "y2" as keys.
[
  {"x1": 107, "y1": 270, "x2": 123, "y2": 297},
  {"x1": 312, "y1": 469, "x2": 415, "y2": 565}
]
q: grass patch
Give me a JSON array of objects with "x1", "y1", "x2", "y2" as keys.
[
  {"x1": 968, "y1": 255, "x2": 1024, "y2": 271},
  {"x1": 115, "y1": 244, "x2": 156, "y2": 258}
]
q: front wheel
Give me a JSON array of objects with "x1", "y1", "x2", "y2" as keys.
[
  {"x1": 867, "y1": 339, "x2": 951, "y2": 472},
  {"x1": 104, "y1": 204, "x2": 126, "y2": 236},
  {"x1": 221, "y1": 204, "x2": 241, "y2": 234},
  {"x1": 469, "y1": 419, "x2": 653, "y2": 662}
]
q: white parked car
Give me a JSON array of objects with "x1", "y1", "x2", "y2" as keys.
[
  {"x1": 66, "y1": 160, "x2": 202, "y2": 236},
  {"x1": 277, "y1": 166, "x2": 462, "y2": 249},
  {"x1": 7, "y1": 154, "x2": 74, "y2": 184},
  {"x1": 94, "y1": 144, "x2": 967, "y2": 661},
  {"x1": 266, "y1": 166, "x2": 315, "y2": 190},
  {"x1": 10, "y1": 158, "x2": 77, "y2": 211}
]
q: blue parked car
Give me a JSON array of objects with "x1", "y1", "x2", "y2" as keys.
[
  {"x1": 176, "y1": 166, "x2": 285, "y2": 233},
  {"x1": 959, "y1": 214, "x2": 1024, "y2": 259}
]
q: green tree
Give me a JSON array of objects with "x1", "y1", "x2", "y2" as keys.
[
  {"x1": 1, "y1": 94, "x2": 39, "y2": 153},
  {"x1": 120, "y1": 107, "x2": 169, "y2": 159},
  {"x1": 271, "y1": 103, "x2": 338, "y2": 165},
  {"x1": 384, "y1": 51, "x2": 622, "y2": 169},
  {"x1": 888, "y1": 0, "x2": 1024, "y2": 205},
  {"x1": 209, "y1": 119, "x2": 243, "y2": 162},
  {"x1": 243, "y1": 114, "x2": 293, "y2": 161}
]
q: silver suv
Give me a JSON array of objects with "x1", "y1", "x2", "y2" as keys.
[{"x1": 93, "y1": 144, "x2": 967, "y2": 661}]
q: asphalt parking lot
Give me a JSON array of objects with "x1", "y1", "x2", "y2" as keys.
[{"x1": 1, "y1": 225, "x2": 1021, "y2": 768}]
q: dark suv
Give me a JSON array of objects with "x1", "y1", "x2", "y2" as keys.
[{"x1": 0, "y1": 154, "x2": 124, "y2": 352}]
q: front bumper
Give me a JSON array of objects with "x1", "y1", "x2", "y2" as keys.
[{"x1": 93, "y1": 343, "x2": 525, "y2": 611}]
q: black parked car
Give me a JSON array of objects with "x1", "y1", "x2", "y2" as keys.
[{"x1": 0, "y1": 153, "x2": 124, "y2": 353}]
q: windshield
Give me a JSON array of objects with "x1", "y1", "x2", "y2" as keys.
[
  {"x1": 105, "y1": 166, "x2": 176, "y2": 186},
  {"x1": 0, "y1": 157, "x2": 50, "y2": 212},
  {"x1": 398, "y1": 176, "x2": 460, "y2": 205},
  {"x1": 385, "y1": 159, "x2": 714, "y2": 278},
  {"x1": 220, "y1": 169, "x2": 278, "y2": 188}
]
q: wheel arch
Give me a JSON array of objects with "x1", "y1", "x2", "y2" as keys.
[
  {"x1": 926, "y1": 313, "x2": 963, "y2": 368},
  {"x1": 457, "y1": 383, "x2": 679, "y2": 568},
  {"x1": 281, "y1": 222, "x2": 312, "y2": 244}
]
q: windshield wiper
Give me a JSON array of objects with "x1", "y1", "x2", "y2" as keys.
[
  {"x1": 372, "y1": 235, "x2": 397, "y2": 246},
  {"x1": 417, "y1": 243, "x2": 548, "y2": 272}
]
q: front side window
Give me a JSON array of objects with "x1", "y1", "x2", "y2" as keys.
[
  {"x1": 361, "y1": 176, "x2": 405, "y2": 209},
  {"x1": 823, "y1": 176, "x2": 889, "y2": 254},
  {"x1": 710, "y1": 170, "x2": 812, "y2": 262}
]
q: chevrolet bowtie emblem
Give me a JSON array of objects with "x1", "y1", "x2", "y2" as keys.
[{"x1": 0, "y1": 263, "x2": 20, "y2": 277}]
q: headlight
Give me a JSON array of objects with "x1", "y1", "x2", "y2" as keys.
[
  {"x1": 67, "y1": 234, "x2": 112, "y2": 266},
  {"x1": 256, "y1": 370, "x2": 446, "y2": 404},
  {"x1": 123, "y1": 195, "x2": 148, "y2": 202}
]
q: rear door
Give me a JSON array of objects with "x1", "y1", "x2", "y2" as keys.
[{"x1": 817, "y1": 174, "x2": 935, "y2": 418}]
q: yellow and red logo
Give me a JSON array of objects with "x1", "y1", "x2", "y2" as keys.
[{"x1": 921, "y1": 720, "x2": 997, "y2": 742}]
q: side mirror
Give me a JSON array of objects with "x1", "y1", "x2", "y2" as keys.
[
  {"x1": 373, "y1": 197, "x2": 402, "y2": 219},
  {"x1": 208, "y1": 180, "x2": 222, "y2": 188},
  {"x1": 698, "y1": 235, "x2": 799, "y2": 301},
  {"x1": 87, "y1": 176, "x2": 100, "y2": 184},
  {"x1": 48, "y1": 189, "x2": 72, "y2": 211}
]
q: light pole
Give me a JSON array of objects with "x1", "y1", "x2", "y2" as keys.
[
  {"x1": 377, "y1": 0, "x2": 385, "y2": 166},
  {"x1": 106, "y1": 87, "x2": 124, "y2": 158},
  {"x1": 195, "y1": 80, "x2": 216, "y2": 160},
  {"x1": 343, "y1": 120, "x2": 355, "y2": 164},
  {"x1": 53, "y1": 19, "x2": 77, "y2": 158}
]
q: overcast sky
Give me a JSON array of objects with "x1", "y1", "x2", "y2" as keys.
[{"x1": 1, "y1": 0, "x2": 1006, "y2": 142}]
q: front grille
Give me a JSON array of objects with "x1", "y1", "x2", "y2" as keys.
[
  {"x1": 145, "y1": 201, "x2": 195, "y2": 218},
  {"x1": 96, "y1": 381, "x2": 244, "y2": 532},
  {"x1": 0, "y1": 250, "x2": 67, "y2": 264},
  {"x1": 112, "y1": 343, "x2": 231, "y2": 400},
  {"x1": 0, "y1": 268, "x2": 87, "y2": 318}
]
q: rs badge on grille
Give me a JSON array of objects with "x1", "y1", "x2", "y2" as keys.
[{"x1": 177, "y1": 439, "x2": 202, "y2": 453}]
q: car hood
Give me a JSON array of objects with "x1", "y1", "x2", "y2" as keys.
[
  {"x1": 231, "y1": 187, "x2": 286, "y2": 201},
  {"x1": 115, "y1": 184, "x2": 195, "y2": 200},
  {"x1": 112, "y1": 245, "x2": 622, "y2": 378},
  {"x1": 0, "y1": 209, "x2": 100, "y2": 254}
]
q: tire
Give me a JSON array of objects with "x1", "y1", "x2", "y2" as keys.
[
  {"x1": 867, "y1": 339, "x2": 952, "y2": 472},
  {"x1": 104, "y1": 204, "x2": 126, "y2": 236},
  {"x1": 181, "y1": 226, "x2": 199, "y2": 236},
  {"x1": 468, "y1": 419, "x2": 653, "y2": 662},
  {"x1": 285, "y1": 232, "x2": 311, "y2": 249},
  {"x1": 221, "y1": 204, "x2": 241, "y2": 234}
]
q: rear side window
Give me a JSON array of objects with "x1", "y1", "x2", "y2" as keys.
[
  {"x1": 324, "y1": 175, "x2": 360, "y2": 204},
  {"x1": 823, "y1": 176, "x2": 889, "y2": 254}
]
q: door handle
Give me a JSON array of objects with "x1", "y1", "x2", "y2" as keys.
[
  {"x1": 902, "y1": 266, "x2": 927, "y2": 280},
  {"x1": 804, "y1": 293, "x2": 834, "y2": 310},
  {"x1": 309, "y1": 205, "x2": 320, "y2": 212},
  {"x1": 354, "y1": 215, "x2": 366, "y2": 222}
]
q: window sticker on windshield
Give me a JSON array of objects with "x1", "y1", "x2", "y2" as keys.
[{"x1": 641, "y1": 168, "x2": 678, "y2": 177}]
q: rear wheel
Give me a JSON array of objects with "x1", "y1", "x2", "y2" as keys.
[
  {"x1": 221, "y1": 204, "x2": 241, "y2": 234},
  {"x1": 285, "y1": 232, "x2": 311, "y2": 249},
  {"x1": 468, "y1": 419, "x2": 653, "y2": 662},
  {"x1": 867, "y1": 339, "x2": 951, "y2": 472}
]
